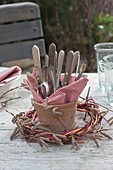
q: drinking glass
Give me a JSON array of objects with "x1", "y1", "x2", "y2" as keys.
[
  {"x1": 94, "y1": 42, "x2": 113, "y2": 92},
  {"x1": 99, "y1": 54, "x2": 113, "y2": 106}
]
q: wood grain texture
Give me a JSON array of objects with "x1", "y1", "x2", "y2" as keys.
[
  {"x1": 0, "y1": 39, "x2": 45, "y2": 62},
  {"x1": 0, "y1": 2, "x2": 40, "y2": 23},
  {"x1": 0, "y1": 2, "x2": 46, "y2": 62},
  {"x1": 0, "y1": 20, "x2": 43, "y2": 44}
]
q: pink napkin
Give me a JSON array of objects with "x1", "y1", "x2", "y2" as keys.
[
  {"x1": 0, "y1": 66, "x2": 21, "y2": 84},
  {"x1": 25, "y1": 73, "x2": 88, "y2": 105},
  {"x1": 50, "y1": 77, "x2": 88, "y2": 103},
  {"x1": 48, "y1": 93, "x2": 66, "y2": 105},
  {"x1": 24, "y1": 79, "x2": 66, "y2": 105},
  {"x1": 23, "y1": 79, "x2": 43, "y2": 103}
]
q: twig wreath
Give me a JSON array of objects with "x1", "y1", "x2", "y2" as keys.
[{"x1": 8, "y1": 88, "x2": 113, "y2": 149}]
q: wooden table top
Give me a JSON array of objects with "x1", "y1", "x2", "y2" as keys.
[{"x1": 0, "y1": 73, "x2": 113, "y2": 170}]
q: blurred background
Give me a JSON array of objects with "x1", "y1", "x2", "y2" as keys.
[{"x1": 1, "y1": 0, "x2": 113, "y2": 73}]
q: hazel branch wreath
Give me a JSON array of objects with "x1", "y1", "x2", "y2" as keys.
[{"x1": 8, "y1": 96, "x2": 113, "y2": 149}]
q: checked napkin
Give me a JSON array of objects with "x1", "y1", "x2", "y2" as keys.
[{"x1": 24, "y1": 75, "x2": 88, "y2": 105}]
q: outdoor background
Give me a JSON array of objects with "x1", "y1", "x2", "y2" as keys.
[{"x1": 1, "y1": 0, "x2": 113, "y2": 72}]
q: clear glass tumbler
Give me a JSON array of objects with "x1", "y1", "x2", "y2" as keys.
[
  {"x1": 94, "y1": 42, "x2": 113, "y2": 92},
  {"x1": 104, "y1": 55, "x2": 113, "y2": 106},
  {"x1": 99, "y1": 54, "x2": 113, "y2": 106}
]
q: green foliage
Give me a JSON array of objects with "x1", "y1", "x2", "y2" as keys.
[
  {"x1": 94, "y1": 13, "x2": 113, "y2": 24},
  {"x1": 93, "y1": 14, "x2": 113, "y2": 42}
]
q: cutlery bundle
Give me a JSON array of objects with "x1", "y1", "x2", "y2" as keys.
[{"x1": 30, "y1": 43, "x2": 87, "y2": 99}]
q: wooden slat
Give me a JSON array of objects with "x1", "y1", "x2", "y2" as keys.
[
  {"x1": 0, "y1": 39, "x2": 46, "y2": 62},
  {"x1": 0, "y1": 2, "x2": 46, "y2": 63},
  {"x1": 0, "y1": 2, "x2": 40, "y2": 23},
  {"x1": 0, "y1": 20, "x2": 43, "y2": 44}
]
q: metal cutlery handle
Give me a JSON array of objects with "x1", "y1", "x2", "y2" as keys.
[
  {"x1": 49, "y1": 67, "x2": 56, "y2": 94},
  {"x1": 71, "y1": 51, "x2": 80, "y2": 73},
  {"x1": 32, "y1": 45, "x2": 43, "y2": 83},
  {"x1": 75, "y1": 51, "x2": 80, "y2": 77},
  {"x1": 48, "y1": 43, "x2": 56, "y2": 68},
  {"x1": 54, "y1": 51, "x2": 58, "y2": 72},
  {"x1": 56, "y1": 50, "x2": 64, "y2": 89},
  {"x1": 63, "y1": 50, "x2": 74, "y2": 86},
  {"x1": 45, "y1": 54, "x2": 49, "y2": 66},
  {"x1": 76, "y1": 63, "x2": 86, "y2": 80}
]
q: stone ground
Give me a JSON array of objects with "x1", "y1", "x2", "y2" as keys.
[{"x1": 1, "y1": 58, "x2": 34, "y2": 74}]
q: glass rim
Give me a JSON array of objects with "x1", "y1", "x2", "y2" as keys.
[{"x1": 94, "y1": 42, "x2": 113, "y2": 51}]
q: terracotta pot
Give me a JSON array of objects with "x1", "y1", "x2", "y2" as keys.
[{"x1": 33, "y1": 100, "x2": 77, "y2": 132}]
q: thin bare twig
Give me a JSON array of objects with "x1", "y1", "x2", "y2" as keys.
[{"x1": 0, "y1": 97, "x2": 21, "y2": 107}]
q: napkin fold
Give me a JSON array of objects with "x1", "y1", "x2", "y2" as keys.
[
  {"x1": 24, "y1": 74, "x2": 88, "y2": 105},
  {"x1": 23, "y1": 79, "x2": 43, "y2": 103},
  {"x1": 0, "y1": 66, "x2": 21, "y2": 84},
  {"x1": 50, "y1": 77, "x2": 88, "y2": 103}
]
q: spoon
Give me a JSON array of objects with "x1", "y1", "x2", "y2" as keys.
[{"x1": 39, "y1": 65, "x2": 49, "y2": 98}]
